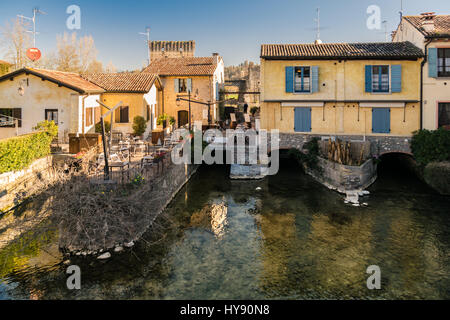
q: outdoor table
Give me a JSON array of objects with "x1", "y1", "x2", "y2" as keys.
[{"x1": 141, "y1": 155, "x2": 155, "y2": 168}]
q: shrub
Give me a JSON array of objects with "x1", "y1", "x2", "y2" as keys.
[
  {"x1": 411, "y1": 129, "x2": 450, "y2": 167},
  {"x1": 169, "y1": 116, "x2": 176, "y2": 126},
  {"x1": 0, "y1": 121, "x2": 58, "y2": 174},
  {"x1": 288, "y1": 138, "x2": 322, "y2": 173},
  {"x1": 157, "y1": 114, "x2": 169, "y2": 128},
  {"x1": 95, "y1": 121, "x2": 111, "y2": 134},
  {"x1": 132, "y1": 116, "x2": 147, "y2": 137}
]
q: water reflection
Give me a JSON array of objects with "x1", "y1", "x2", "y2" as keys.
[{"x1": 0, "y1": 159, "x2": 449, "y2": 300}]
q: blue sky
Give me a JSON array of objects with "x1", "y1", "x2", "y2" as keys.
[{"x1": 0, "y1": 0, "x2": 449, "y2": 70}]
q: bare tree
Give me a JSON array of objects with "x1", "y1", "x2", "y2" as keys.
[
  {"x1": 0, "y1": 18, "x2": 32, "y2": 69},
  {"x1": 55, "y1": 32, "x2": 80, "y2": 72},
  {"x1": 105, "y1": 60, "x2": 117, "y2": 73}
]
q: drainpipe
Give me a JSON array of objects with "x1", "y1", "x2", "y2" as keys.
[
  {"x1": 81, "y1": 93, "x2": 90, "y2": 135},
  {"x1": 420, "y1": 39, "x2": 432, "y2": 130}
]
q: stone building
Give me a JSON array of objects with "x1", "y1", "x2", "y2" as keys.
[{"x1": 149, "y1": 41, "x2": 196, "y2": 60}]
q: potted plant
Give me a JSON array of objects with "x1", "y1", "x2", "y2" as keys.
[
  {"x1": 157, "y1": 114, "x2": 169, "y2": 129},
  {"x1": 169, "y1": 116, "x2": 176, "y2": 131},
  {"x1": 132, "y1": 116, "x2": 147, "y2": 138}
]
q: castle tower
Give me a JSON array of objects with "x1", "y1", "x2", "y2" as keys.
[{"x1": 149, "y1": 40, "x2": 196, "y2": 60}]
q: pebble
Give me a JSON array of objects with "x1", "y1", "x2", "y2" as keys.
[
  {"x1": 114, "y1": 246, "x2": 124, "y2": 253},
  {"x1": 97, "y1": 252, "x2": 111, "y2": 260},
  {"x1": 124, "y1": 241, "x2": 135, "y2": 248},
  {"x1": 63, "y1": 260, "x2": 71, "y2": 265},
  {"x1": 256, "y1": 187, "x2": 262, "y2": 191},
  {"x1": 352, "y1": 203, "x2": 360, "y2": 207}
]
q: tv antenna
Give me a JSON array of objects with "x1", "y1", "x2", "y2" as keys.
[
  {"x1": 314, "y1": 8, "x2": 322, "y2": 44},
  {"x1": 139, "y1": 27, "x2": 151, "y2": 65},
  {"x1": 17, "y1": 7, "x2": 46, "y2": 48}
]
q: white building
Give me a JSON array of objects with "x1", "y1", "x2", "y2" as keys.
[
  {"x1": 393, "y1": 13, "x2": 450, "y2": 130},
  {"x1": 0, "y1": 68, "x2": 105, "y2": 142}
]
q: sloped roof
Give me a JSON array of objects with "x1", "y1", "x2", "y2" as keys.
[
  {"x1": 0, "y1": 68, "x2": 104, "y2": 94},
  {"x1": 81, "y1": 73, "x2": 161, "y2": 93},
  {"x1": 261, "y1": 42, "x2": 424, "y2": 60},
  {"x1": 404, "y1": 15, "x2": 450, "y2": 37},
  {"x1": 142, "y1": 57, "x2": 219, "y2": 76}
]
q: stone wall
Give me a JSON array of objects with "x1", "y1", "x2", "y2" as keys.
[
  {"x1": 0, "y1": 157, "x2": 53, "y2": 212},
  {"x1": 307, "y1": 158, "x2": 378, "y2": 193},
  {"x1": 269, "y1": 133, "x2": 412, "y2": 157}
]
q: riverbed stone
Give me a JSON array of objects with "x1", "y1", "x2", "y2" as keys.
[{"x1": 97, "y1": 252, "x2": 111, "y2": 260}]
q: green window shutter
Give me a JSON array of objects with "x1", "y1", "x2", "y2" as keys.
[
  {"x1": 174, "y1": 79, "x2": 180, "y2": 93},
  {"x1": 311, "y1": 66, "x2": 319, "y2": 93},
  {"x1": 391, "y1": 65, "x2": 402, "y2": 93},
  {"x1": 187, "y1": 78, "x2": 193, "y2": 93},
  {"x1": 285, "y1": 67, "x2": 294, "y2": 93},
  {"x1": 428, "y1": 48, "x2": 438, "y2": 78},
  {"x1": 365, "y1": 65, "x2": 373, "y2": 92}
]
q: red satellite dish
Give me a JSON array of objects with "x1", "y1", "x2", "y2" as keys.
[{"x1": 26, "y1": 48, "x2": 42, "y2": 62}]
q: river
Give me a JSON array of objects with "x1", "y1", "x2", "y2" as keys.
[{"x1": 0, "y1": 157, "x2": 449, "y2": 300}]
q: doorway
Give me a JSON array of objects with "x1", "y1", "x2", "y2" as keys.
[{"x1": 178, "y1": 110, "x2": 189, "y2": 128}]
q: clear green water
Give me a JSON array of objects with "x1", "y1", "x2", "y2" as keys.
[{"x1": 0, "y1": 158, "x2": 449, "y2": 300}]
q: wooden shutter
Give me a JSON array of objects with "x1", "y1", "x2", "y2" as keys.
[
  {"x1": 121, "y1": 106, "x2": 129, "y2": 123},
  {"x1": 13, "y1": 108, "x2": 22, "y2": 128},
  {"x1": 311, "y1": 66, "x2": 319, "y2": 93},
  {"x1": 285, "y1": 67, "x2": 294, "y2": 93},
  {"x1": 174, "y1": 79, "x2": 180, "y2": 93},
  {"x1": 428, "y1": 48, "x2": 438, "y2": 78},
  {"x1": 372, "y1": 108, "x2": 391, "y2": 134},
  {"x1": 391, "y1": 65, "x2": 402, "y2": 93},
  {"x1": 365, "y1": 65, "x2": 373, "y2": 93},
  {"x1": 294, "y1": 108, "x2": 312, "y2": 133},
  {"x1": 115, "y1": 107, "x2": 121, "y2": 123}
]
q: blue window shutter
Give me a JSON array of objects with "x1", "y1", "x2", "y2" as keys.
[
  {"x1": 372, "y1": 108, "x2": 391, "y2": 134},
  {"x1": 391, "y1": 65, "x2": 402, "y2": 93},
  {"x1": 365, "y1": 65, "x2": 372, "y2": 93},
  {"x1": 294, "y1": 108, "x2": 312, "y2": 132},
  {"x1": 286, "y1": 67, "x2": 294, "y2": 93},
  {"x1": 311, "y1": 66, "x2": 319, "y2": 93},
  {"x1": 174, "y1": 79, "x2": 180, "y2": 93},
  {"x1": 428, "y1": 48, "x2": 438, "y2": 78},
  {"x1": 187, "y1": 78, "x2": 193, "y2": 93}
]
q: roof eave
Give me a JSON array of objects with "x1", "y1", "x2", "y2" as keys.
[{"x1": 260, "y1": 55, "x2": 423, "y2": 61}]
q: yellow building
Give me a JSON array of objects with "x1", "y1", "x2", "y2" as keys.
[
  {"x1": 260, "y1": 42, "x2": 424, "y2": 137},
  {"x1": 82, "y1": 73, "x2": 164, "y2": 138},
  {"x1": 143, "y1": 55, "x2": 225, "y2": 128},
  {"x1": 0, "y1": 60, "x2": 12, "y2": 76}
]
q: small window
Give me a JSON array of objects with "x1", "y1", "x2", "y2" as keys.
[
  {"x1": 45, "y1": 109, "x2": 59, "y2": 125},
  {"x1": 0, "y1": 109, "x2": 15, "y2": 128},
  {"x1": 115, "y1": 106, "x2": 129, "y2": 124},
  {"x1": 438, "y1": 48, "x2": 450, "y2": 77},
  {"x1": 372, "y1": 66, "x2": 390, "y2": 92},
  {"x1": 294, "y1": 67, "x2": 311, "y2": 93},
  {"x1": 179, "y1": 79, "x2": 188, "y2": 93},
  {"x1": 438, "y1": 103, "x2": 450, "y2": 129}
]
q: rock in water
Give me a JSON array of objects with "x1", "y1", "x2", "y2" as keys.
[
  {"x1": 97, "y1": 252, "x2": 111, "y2": 260},
  {"x1": 114, "y1": 246, "x2": 124, "y2": 253},
  {"x1": 124, "y1": 241, "x2": 135, "y2": 248}
]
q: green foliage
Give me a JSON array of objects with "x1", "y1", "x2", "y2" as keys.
[
  {"x1": 411, "y1": 129, "x2": 450, "y2": 167},
  {"x1": 169, "y1": 116, "x2": 176, "y2": 126},
  {"x1": 95, "y1": 121, "x2": 111, "y2": 134},
  {"x1": 131, "y1": 174, "x2": 145, "y2": 187},
  {"x1": 132, "y1": 116, "x2": 147, "y2": 136},
  {"x1": 157, "y1": 113, "x2": 169, "y2": 126},
  {"x1": 288, "y1": 138, "x2": 322, "y2": 173},
  {"x1": 0, "y1": 121, "x2": 58, "y2": 174}
]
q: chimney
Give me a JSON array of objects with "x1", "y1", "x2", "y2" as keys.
[
  {"x1": 212, "y1": 53, "x2": 219, "y2": 57},
  {"x1": 421, "y1": 12, "x2": 436, "y2": 33}
]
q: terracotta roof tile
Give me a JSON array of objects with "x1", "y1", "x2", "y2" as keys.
[
  {"x1": 261, "y1": 42, "x2": 424, "y2": 59},
  {"x1": 81, "y1": 73, "x2": 160, "y2": 93},
  {"x1": 404, "y1": 15, "x2": 450, "y2": 37},
  {"x1": 142, "y1": 57, "x2": 219, "y2": 76},
  {"x1": 0, "y1": 68, "x2": 104, "y2": 93}
]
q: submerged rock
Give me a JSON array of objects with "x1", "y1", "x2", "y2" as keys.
[
  {"x1": 97, "y1": 252, "x2": 111, "y2": 260},
  {"x1": 124, "y1": 241, "x2": 135, "y2": 248},
  {"x1": 114, "y1": 246, "x2": 124, "y2": 253}
]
